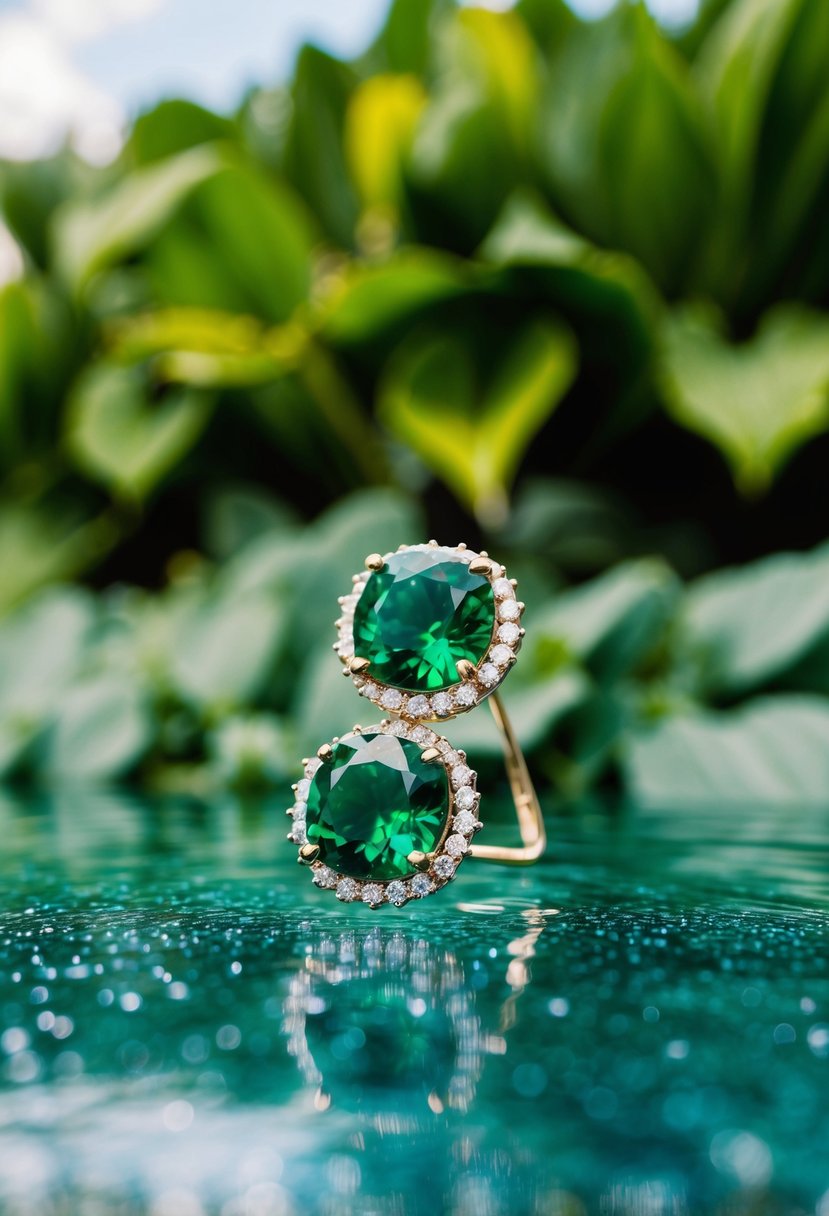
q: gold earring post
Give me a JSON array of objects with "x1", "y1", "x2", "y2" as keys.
[{"x1": 468, "y1": 691, "x2": 546, "y2": 866}]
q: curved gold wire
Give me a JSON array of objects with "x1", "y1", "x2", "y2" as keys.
[{"x1": 467, "y1": 691, "x2": 546, "y2": 866}]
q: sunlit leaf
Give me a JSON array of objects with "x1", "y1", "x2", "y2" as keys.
[
  {"x1": 128, "y1": 99, "x2": 234, "y2": 165},
  {"x1": 345, "y1": 74, "x2": 426, "y2": 211},
  {"x1": 683, "y1": 542, "x2": 829, "y2": 697},
  {"x1": 626, "y1": 695, "x2": 829, "y2": 806},
  {"x1": 379, "y1": 318, "x2": 576, "y2": 525},
  {"x1": 660, "y1": 304, "x2": 829, "y2": 494},
  {"x1": 45, "y1": 675, "x2": 153, "y2": 781},
  {"x1": 67, "y1": 363, "x2": 212, "y2": 501}
]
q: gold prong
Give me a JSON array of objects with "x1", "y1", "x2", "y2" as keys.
[
  {"x1": 301, "y1": 758, "x2": 310, "y2": 766},
  {"x1": 349, "y1": 656, "x2": 370, "y2": 674},
  {"x1": 456, "y1": 659, "x2": 477, "y2": 680},
  {"x1": 421, "y1": 746, "x2": 442, "y2": 763},
  {"x1": 317, "y1": 744, "x2": 333, "y2": 763},
  {"x1": 407, "y1": 850, "x2": 431, "y2": 871},
  {"x1": 469, "y1": 557, "x2": 492, "y2": 576},
  {"x1": 364, "y1": 553, "x2": 384, "y2": 571},
  {"x1": 352, "y1": 724, "x2": 363, "y2": 734},
  {"x1": 298, "y1": 843, "x2": 320, "y2": 865}
]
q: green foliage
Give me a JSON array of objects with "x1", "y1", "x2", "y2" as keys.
[{"x1": 0, "y1": 0, "x2": 828, "y2": 805}]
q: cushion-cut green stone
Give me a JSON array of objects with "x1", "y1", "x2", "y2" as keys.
[
  {"x1": 306, "y1": 733, "x2": 449, "y2": 880},
  {"x1": 353, "y1": 547, "x2": 495, "y2": 692}
]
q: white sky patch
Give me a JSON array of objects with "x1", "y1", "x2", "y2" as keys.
[
  {"x1": 0, "y1": 11, "x2": 125, "y2": 162},
  {"x1": 32, "y1": 0, "x2": 166, "y2": 44}
]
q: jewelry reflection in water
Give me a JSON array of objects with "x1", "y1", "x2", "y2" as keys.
[{"x1": 287, "y1": 541, "x2": 546, "y2": 906}]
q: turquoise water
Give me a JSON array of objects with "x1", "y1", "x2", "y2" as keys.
[{"x1": 1, "y1": 791, "x2": 828, "y2": 1214}]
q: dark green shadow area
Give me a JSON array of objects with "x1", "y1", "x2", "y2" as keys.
[{"x1": 1, "y1": 791, "x2": 828, "y2": 1215}]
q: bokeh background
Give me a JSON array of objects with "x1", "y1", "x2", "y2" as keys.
[{"x1": 1, "y1": 0, "x2": 828, "y2": 807}]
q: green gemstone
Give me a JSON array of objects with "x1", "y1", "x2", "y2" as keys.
[
  {"x1": 353, "y1": 547, "x2": 495, "y2": 692},
  {"x1": 306, "y1": 733, "x2": 448, "y2": 880}
]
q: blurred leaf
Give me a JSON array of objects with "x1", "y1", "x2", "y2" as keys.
[
  {"x1": 147, "y1": 166, "x2": 313, "y2": 322},
  {"x1": 409, "y1": 7, "x2": 538, "y2": 246},
  {"x1": 281, "y1": 45, "x2": 359, "y2": 247},
  {"x1": 503, "y1": 477, "x2": 635, "y2": 573},
  {"x1": 319, "y1": 249, "x2": 468, "y2": 345},
  {"x1": 45, "y1": 675, "x2": 152, "y2": 781},
  {"x1": 0, "y1": 504, "x2": 117, "y2": 614},
  {"x1": 169, "y1": 591, "x2": 285, "y2": 712},
  {"x1": 540, "y1": 6, "x2": 716, "y2": 291},
  {"x1": 626, "y1": 695, "x2": 829, "y2": 806},
  {"x1": 0, "y1": 588, "x2": 94, "y2": 720},
  {"x1": 208, "y1": 713, "x2": 290, "y2": 787},
  {"x1": 379, "y1": 318, "x2": 576, "y2": 524},
  {"x1": 54, "y1": 145, "x2": 227, "y2": 290},
  {"x1": 203, "y1": 487, "x2": 299, "y2": 561},
  {"x1": 695, "y1": 0, "x2": 801, "y2": 272},
  {"x1": 660, "y1": 304, "x2": 829, "y2": 494},
  {"x1": 67, "y1": 363, "x2": 212, "y2": 501},
  {"x1": 683, "y1": 542, "x2": 829, "y2": 697},
  {"x1": 531, "y1": 559, "x2": 679, "y2": 683},
  {"x1": 515, "y1": 0, "x2": 576, "y2": 55},
  {"x1": 128, "y1": 99, "x2": 235, "y2": 165},
  {"x1": 368, "y1": 0, "x2": 446, "y2": 75},
  {"x1": 0, "y1": 152, "x2": 79, "y2": 271},
  {"x1": 345, "y1": 74, "x2": 426, "y2": 213}
]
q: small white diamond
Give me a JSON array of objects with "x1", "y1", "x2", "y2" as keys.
[
  {"x1": 493, "y1": 578, "x2": 513, "y2": 599},
  {"x1": 443, "y1": 749, "x2": 461, "y2": 767},
  {"x1": 386, "y1": 880, "x2": 408, "y2": 906},
  {"x1": 431, "y1": 691, "x2": 454, "y2": 717},
  {"x1": 453, "y1": 810, "x2": 479, "y2": 835},
  {"x1": 336, "y1": 878, "x2": 359, "y2": 902},
  {"x1": 410, "y1": 874, "x2": 434, "y2": 897},
  {"x1": 304, "y1": 758, "x2": 321, "y2": 779},
  {"x1": 292, "y1": 822, "x2": 307, "y2": 845},
  {"x1": 339, "y1": 634, "x2": 354, "y2": 657},
  {"x1": 407, "y1": 695, "x2": 430, "y2": 718},
  {"x1": 296, "y1": 778, "x2": 310, "y2": 801},
  {"x1": 498, "y1": 622, "x2": 521, "y2": 645},
  {"x1": 451, "y1": 764, "x2": 472, "y2": 788},
  {"x1": 387, "y1": 719, "x2": 408, "y2": 736},
  {"x1": 313, "y1": 866, "x2": 337, "y2": 889},
  {"x1": 498, "y1": 599, "x2": 521, "y2": 622},
  {"x1": 362, "y1": 681, "x2": 380, "y2": 700},
  {"x1": 434, "y1": 855, "x2": 456, "y2": 878},
  {"x1": 380, "y1": 688, "x2": 404, "y2": 710},
  {"x1": 478, "y1": 663, "x2": 499, "y2": 687},
  {"x1": 455, "y1": 684, "x2": 478, "y2": 707},
  {"x1": 411, "y1": 725, "x2": 436, "y2": 745},
  {"x1": 445, "y1": 833, "x2": 467, "y2": 857},
  {"x1": 362, "y1": 884, "x2": 384, "y2": 906},
  {"x1": 454, "y1": 785, "x2": 476, "y2": 811},
  {"x1": 292, "y1": 802, "x2": 306, "y2": 821},
  {"x1": 490, "y1": 645, "x2": 513, "y2": 668}
]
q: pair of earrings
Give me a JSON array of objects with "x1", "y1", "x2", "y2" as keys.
[{"x1": 287, "y1": 541, "x2": 545, "y2": 908}]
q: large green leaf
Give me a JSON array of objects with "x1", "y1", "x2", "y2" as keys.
[
  {"x1": 408, "y1": 7, "x2": 538, "y2": 247},
  {"x1": 128, "y1": 99, "x2": 235, "y2": 165},
  {"x1": 318, "y1": 249, "x2": 468, "y2": 346},
  {"x1": 281, "y1": 45, "x2": 359, "y2": 248},
  {"x1": 540, "y1": 6, "x2": 716, "y2": 292},
  {"x1": 625, "y1": 696, "x2": 829, "y2": 806},
  {"x1": 379, "y1": 318, "x2": 576, "y2": 525},
  {"x1": 54, "y1": 145, "x2": 227, "y2": 289},
  {"x1": 531, "y1": 559, "x2": 680, "y2": 683},
  {"x1": 66, "y1": 363, "x2": 212, "y2": 501},
  {"x1": 683, "y1": 543, "x2": 829, "y2": 697},
  {"x1": 45, "y1": 675, "x2": 152, "y2": 781},
  {"x1": 0, "y1": 503, "x2": 115, "y2": 615},
  {"x1": 660, "y1": 304, "x2": 829, "y2": 494}
]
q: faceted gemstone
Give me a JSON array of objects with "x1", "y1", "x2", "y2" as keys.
[
  {"x1": 353, "y1": 548, "x2": 495, "y2": 692},
  {"x1": 306, "y1": 732, "x2": 449, "y2": 880}
]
